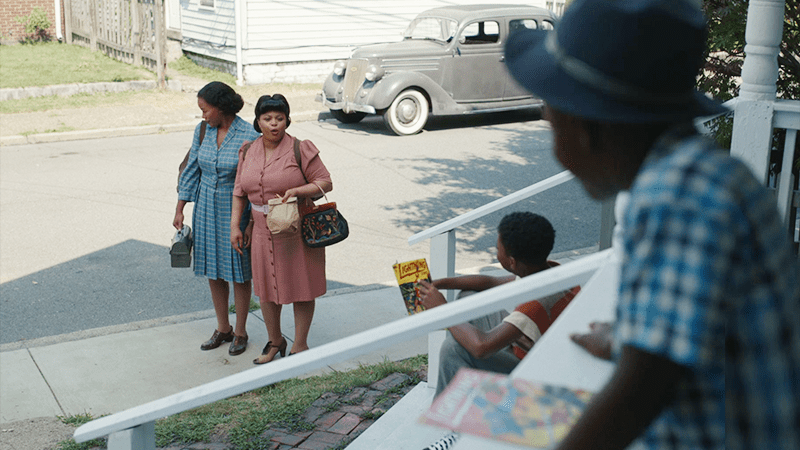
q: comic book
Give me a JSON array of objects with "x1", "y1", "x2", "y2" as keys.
[
  {"x1": 392, "y1": 258, "x2": 431, "y2": 315},
  {"x1": 419, "y1": 368, "x2": 593, "y2": 448}
]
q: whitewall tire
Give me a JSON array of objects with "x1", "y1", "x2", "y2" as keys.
[{"x1": 383, "y1": 89, "x2": 429, "y2": 136}]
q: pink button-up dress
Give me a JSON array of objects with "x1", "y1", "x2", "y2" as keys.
[{"x1": 233, "y1": 134, "x2": 332, "y2": 304}]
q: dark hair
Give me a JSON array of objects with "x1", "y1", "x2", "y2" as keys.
[
  {"x1": 197, "y1": 81, "x2": 244, "y2": 115},
  {"x1": 497, "y1": 212, "x2": 554, "y2": 266},
  {"x1": 253, "y1": 94, "x2": 291, "y2": 132}
]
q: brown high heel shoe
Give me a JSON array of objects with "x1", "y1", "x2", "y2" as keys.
[
  {"x1": 200, "y1": 328, "x2": 234, "y2": 351},
  {"x1": 253, "y1": 339, "x2": 287, "y2": 365}
]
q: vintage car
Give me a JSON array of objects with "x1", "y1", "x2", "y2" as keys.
[{"x1": 316, "y1": 4, "x2": 556, "y2": 136}]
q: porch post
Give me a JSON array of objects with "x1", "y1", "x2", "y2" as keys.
[
  {"x1": 729, "y1": 0, "x2": 784, "y2": 183},
  {"x1": 430, "y1": 231, "x2": 456, "y2": 302},
  {"x1": 107, "y1": 421, "x2": 155, "y2": 450},
  {"x1": 427, "y1": 230, "x2": 457, "y2": 391}
]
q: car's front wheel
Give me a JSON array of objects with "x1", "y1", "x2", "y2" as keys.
[
  {"x1": 383, "y1": 89, "x2": 429, "y2": 136},
  {"x1": 330, "y1": 109, "x2": 367, "y2": 124}
]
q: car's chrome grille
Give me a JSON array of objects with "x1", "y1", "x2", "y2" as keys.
[
  {"x1": 382, "y1": 57, "x2": 440, "y2": 72},
  {"x1": 343, "y1": 59, "x2": 369, "y2": 103}
]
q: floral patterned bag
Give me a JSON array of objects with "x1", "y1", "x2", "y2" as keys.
[{"x1": 300, "y1": 184, "x2": 349, "y2": 248}]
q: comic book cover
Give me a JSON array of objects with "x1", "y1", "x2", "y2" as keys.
[
  {"x1": 392, "y1": 258, "x2": 431, "y2": 315},
  {"x1": 419, "y1": 368, "x2": 593, "y2": 448}
]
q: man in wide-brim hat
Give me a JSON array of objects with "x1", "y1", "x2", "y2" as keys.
[{"x1": 504, "y1": 0, "x2": 800, "y2": 449}]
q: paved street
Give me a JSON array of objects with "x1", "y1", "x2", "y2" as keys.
[{"x1": 0, "y1": 112, "x2": 599, "y2": 345}]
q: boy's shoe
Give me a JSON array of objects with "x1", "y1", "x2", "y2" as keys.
[{"x1": 422, "y1": 432, "x2": 459, "y2": 450}]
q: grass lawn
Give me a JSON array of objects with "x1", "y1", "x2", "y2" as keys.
[
  {"x1": 0, "y1": 45, "x2": 320, "y2": 116},
  {"x1": 55, "y1": 355, "x2": 427, "y2": 450},
  {"x1": 0, "y1": 41, "x2": 155, "y2": 88}
]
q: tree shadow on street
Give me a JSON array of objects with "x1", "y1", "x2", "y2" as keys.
[{"x1": 383, "y1": 119, "x2": 600, "y2": 259}]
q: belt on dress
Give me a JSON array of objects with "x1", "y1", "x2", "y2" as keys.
[{"x1": 251, "y1": 203, "x2": 269, "y2": 215}]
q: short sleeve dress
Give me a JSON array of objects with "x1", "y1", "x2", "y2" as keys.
[
  {"x1": 178, "y1": 117, "x2": 260, "y2": 283},
  {"x1": 233, "y1": 133, "x2": 332, "y2": 304}
]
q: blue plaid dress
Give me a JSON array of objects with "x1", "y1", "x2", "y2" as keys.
[
  {"x1": 178, "y1": 117, "x2": 260, "y2": 283},
  {"x1": 614, "y1": 126, "x2": 800, "y2": 450}
]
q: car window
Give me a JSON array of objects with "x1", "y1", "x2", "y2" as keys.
[
  {"x1": 542, "y1": 20, "x2": 555, "y2": 30},
  {"x1": 459, "y1": 20, "x2": 500, "y2": 45},
  {"x1": 404, "y1": 17, "x2": 459, "y2": 42},
  {"x1": 509, "y1": 19, "x2": 538, "y2": 34}
]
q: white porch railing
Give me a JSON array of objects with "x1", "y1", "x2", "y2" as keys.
[
  {"x1": 699, "y1": 97, "x2": 798, "y2": 255},
  {"x1": 74, "y1": 248, "x2": 609, "y2": 447},
  {"x1": 771, "y1": 99, "x2": 799, "y2": 252}
]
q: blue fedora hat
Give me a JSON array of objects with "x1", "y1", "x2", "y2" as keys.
[{"x1": 505, "y1": 0, "x2": 726, "y2": 123}]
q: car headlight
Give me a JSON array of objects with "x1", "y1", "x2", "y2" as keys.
[
  {"x1": 364, "y1": 65, "x2": 385, "y2": 82},
  {"x1": 333, "y1": 60, "x2": 347, "y2": 77}
]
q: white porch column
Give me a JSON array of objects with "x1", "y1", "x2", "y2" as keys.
[{"x1": 730, "y1": 0, "x2": 785, "y2": 183}]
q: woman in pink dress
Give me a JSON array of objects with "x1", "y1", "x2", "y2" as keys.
[{"x1": 231, "y1": 94, "x2": 333, "y2": 364}]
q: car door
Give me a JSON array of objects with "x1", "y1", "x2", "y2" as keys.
[
  {"x1": 443, "y1": 19, "x2": 506, "y2": 104},
  {"x1": 503, "y1": 17, "x2": 555, "y2": 100}
]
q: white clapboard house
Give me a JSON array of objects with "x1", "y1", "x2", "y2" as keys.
[{"x1": 168, "y1": 0, "x2": 566, "y2": 84}]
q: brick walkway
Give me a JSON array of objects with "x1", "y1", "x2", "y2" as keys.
[{"x1": 160, "y1": 370, "x2": 426, "y2": 450}]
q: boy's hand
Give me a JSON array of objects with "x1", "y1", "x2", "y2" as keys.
[
  {"x1": 570, "y1": 321, "x2": 614, "y2": 360},
  {"x1": 418, "y1": 280, "x2": 447, "y2": 309}
]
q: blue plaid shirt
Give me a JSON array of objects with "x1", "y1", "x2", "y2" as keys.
[{"x1": 613, "y1": 126, "x2": 800, "y2": 450}]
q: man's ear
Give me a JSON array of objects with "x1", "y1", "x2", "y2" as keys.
[{"x1": 507, "y1": 255, "x2": 518, "y2": 273}]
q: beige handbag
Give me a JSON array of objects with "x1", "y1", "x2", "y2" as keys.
[{"x1": 266, "y1": 197, "x2": 300, "y2": 234}]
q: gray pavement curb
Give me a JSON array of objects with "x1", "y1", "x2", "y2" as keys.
[{"x1": 0, "y1": 79, "x2": 182, "y2": 102}]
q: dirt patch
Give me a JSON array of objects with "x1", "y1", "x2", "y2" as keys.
[
  {"x1": 0, "y1": 417, "x2": 75, "y2": 450},
  {"x1": 0, "y1": 70, "x2": 326, "y2": 138}
]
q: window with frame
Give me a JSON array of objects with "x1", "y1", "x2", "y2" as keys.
[
  {"x1": 199, "y1": 0, "x2": 214, "y2": 9},
  {"x1": 459, "y1": 21, "x2": 500, "y2": 45},
  {"x1": 509, "y1": 18, "x2": 538, "y2": 34}
]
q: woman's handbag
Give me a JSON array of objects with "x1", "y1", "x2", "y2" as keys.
[
  {"x1": 300, "y1": 184, "x2": 349, "y2": 248},
  {"x1": 170, "y1": 225, "x2": 193, "y2": 268},
  {"x1": 266, "y1": 196, "x2": 300, "y2": 234}
]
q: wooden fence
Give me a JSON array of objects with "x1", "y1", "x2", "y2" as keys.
[{"x1": 63, "y1": 0, "x2": 167, "y2": 86}]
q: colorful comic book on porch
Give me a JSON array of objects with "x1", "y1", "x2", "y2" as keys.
[
  {"x1": 392, "y1": 258, "x2": 431, "y2": 315},
  {"x1": 419, "y1": 368, "x2": 593, "y2": 448}
]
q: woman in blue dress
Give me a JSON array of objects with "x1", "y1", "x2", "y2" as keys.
[{"x1": 173, "y1": 82, "x2": 260, "y2": 356}]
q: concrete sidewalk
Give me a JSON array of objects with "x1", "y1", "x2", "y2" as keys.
[{"x1": 0, "y1": 283, "x2": 427, "y2": 425}]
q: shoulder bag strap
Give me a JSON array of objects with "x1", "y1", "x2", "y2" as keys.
[
  {"x1": 241, "y1": 140, "x2": 253, "y2": 161},
  {"x1": 294, "y1": 138, "x2": 325, "y2": 202},
  {"x1": 294, "y1": 138, "x2": 309, "y2": 184},
  {"x1": 178, "y1": 121, "x2": 208, "y2": 191}
]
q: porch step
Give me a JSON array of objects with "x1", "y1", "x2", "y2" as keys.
[{"x1": 346, "y1": 381, "x2": 447, "y2": 450}]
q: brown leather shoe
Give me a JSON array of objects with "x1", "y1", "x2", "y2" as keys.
[
  {"x1": 228, "y1": 334, "x2": 248, "y2": 356},
  {"x1": 200, "y1": 328, "x2": 234, "y2": 350}
]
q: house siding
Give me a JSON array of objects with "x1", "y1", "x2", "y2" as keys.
[
  {"x1": 181, "y1": 0, "x2": 237, "y2": 63},
  {"x1": 180, "y1": 0, "x2": 561, "y2": 84}
]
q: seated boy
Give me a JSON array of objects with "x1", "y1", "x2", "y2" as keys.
[{"x1": 418, "y1": 211, "x2": 581, "y2": 397}]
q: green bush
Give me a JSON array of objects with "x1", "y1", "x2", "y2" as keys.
[{"x1": 15, "y1": 6, "x2": 52, "y2": 43}]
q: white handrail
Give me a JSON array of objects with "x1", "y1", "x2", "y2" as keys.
[
  {"x1": 408, "y1": 170, "x2": 575, "y2": 246},
  {"x1": 73, "y1": 249, "x2": 610, "y2": 443},
  {"x1": 693, "y1": 97, "x2": 738, "y2": 133}
]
